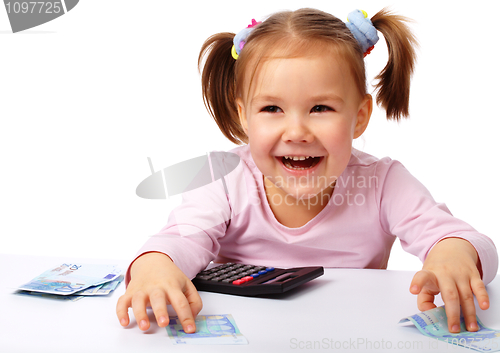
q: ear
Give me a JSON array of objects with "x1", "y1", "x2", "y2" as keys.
[
  {"x1": 236, "y1": 98, "x2": 249, "y2": 135},
  {"x1": 353, "y1": 94, "x2": 372, "y2": 139}
]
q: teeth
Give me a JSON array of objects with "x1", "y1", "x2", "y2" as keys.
[
  {"x1": 281, "y1": 155, "x2": 321, "y2": 171},
  {"x1": 283, "y1": 156, "x2": 313, "y2": 160}
]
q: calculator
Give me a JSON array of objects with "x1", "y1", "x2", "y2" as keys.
[{"x1": 192, "y1": 263, "x2": 324, "y2": 296}]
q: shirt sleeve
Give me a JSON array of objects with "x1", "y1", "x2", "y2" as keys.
[
  {"x1": 125, "y1": 175, "x2": 232, "y2": 285},
  {"x1": 376, "y1": 159, "x2": 498, "y2": 285}
]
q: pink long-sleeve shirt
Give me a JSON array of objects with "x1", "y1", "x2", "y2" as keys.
[{"x1": 127, "y1": 145, "x2": 498, "y2": 284}]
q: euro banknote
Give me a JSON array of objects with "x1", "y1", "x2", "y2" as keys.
[
  {"x1": 77, "y1": 275, "x2": 124, "y2": 296},
  {"x1": 15, "y1": 290, "x2": 85, "y2": 301},
  {"x1": 15, "y1": 275, "x2": 124, "y2": 301},
  {"x1": 166, "y1": 314, "x2": 248, "y2": 345},
  {"x1": 18, "y1": 263, "x2": 124, "y2": 296},
  {"x1": 400, "y1": 305, "x2": 500, "y2": 352}
]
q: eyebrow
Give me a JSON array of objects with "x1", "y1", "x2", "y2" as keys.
[
  {"x1": 250, "y1": 95, "x2": 282, "y2": 105},
  {"x1": 251, "y1": 94, "x2": 345, "y2": 105}
]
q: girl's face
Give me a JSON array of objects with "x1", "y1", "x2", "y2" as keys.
[{"x1": 237, "y1": 52, "x2": 372, "y2": 200}]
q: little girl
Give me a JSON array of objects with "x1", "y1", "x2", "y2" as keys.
[{"x1": 116, "y1": 8, "x2": 498, "y2": 335}]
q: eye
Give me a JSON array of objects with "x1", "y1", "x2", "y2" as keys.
[
  {"x1": 311, "y1": 105, "x2": 334, "y2": 113},
  {"x1": 261, "y1": 105, "x2": 283, "y2": 113}
]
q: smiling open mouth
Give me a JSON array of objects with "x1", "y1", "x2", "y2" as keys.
[{"x1": 281, "y1": 156, "x2": 322, "y2": 170}]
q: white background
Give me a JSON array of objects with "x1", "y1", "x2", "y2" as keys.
[{"x1": 0, "y1": 0, "x2": 498, "y2": 272}]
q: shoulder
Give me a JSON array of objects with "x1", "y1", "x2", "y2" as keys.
[
  {"x1": 345, "y1": 148, "x2": 402, "y2": 177},
  {"x1": 207, "y1": 144, "x2": 256, "y2": 178},
  {"x1": 222, "y1": 144, "x2": 262, "y2": 178},
  {"x1": 343, "y1": 149, "x2": 423, "y2": 195},
  {"x1": 210, "y1": 144, "x2": 261, "y2": 191},
  {"x1": 227, "y1": 144, "x2": 256, "y2": 168}
]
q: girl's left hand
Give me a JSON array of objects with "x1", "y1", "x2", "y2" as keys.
[{"x1": 409, "y1": 237, "x2": 490, "y2": 333}]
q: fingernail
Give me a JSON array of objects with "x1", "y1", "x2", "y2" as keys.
[
  {"x1": 120, "y1": 318, "x2": 127, "y2": 326},
  {"x1": 410, "y1": 285, "x2": 418, "y2": 292},
  {"x1": 470, "y1": 322, "x2": 478, "y2": 330},
  {"x1": 452, "y1": 325, "x2": 460, "y2": 333},
  {"x1": 482, "y1": 301, "x2": 488, "y2": 307},
  {"x1": 158, "y1": 316, "x2": 167, "y2": 325},
  {"x1": 186, "y1": 324, "x2": 195, "y2": 333},
  {"x1": 140, "y1": 320, "x2": 148, "y2": 330}
]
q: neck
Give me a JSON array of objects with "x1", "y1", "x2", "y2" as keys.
[{"x1": 263, "y1": 176, "x2": 335, "y2": 228}]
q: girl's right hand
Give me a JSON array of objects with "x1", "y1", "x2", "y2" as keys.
[{"x1": 116, "y1": 252, "x2": 203, "y2": 333}]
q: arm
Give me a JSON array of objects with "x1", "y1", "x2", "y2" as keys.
[
  {"x1": 116, "y1": 252, "x2": 202, "y2": 333},
  {"x1": 116, "y1": 154, "x2": 241, "y2": 331},
  {"x1": 374, "y1": 159, "x2": 498, "y2": 332},
  {"x1": 409, "y1": 238, "x2": 489, "y2": 333}
]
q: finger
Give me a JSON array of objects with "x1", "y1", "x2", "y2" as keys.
[
  {"x1": 439, "y1": 279, "x2": 461, "y2": 333},
  {"x1": 185, "y1": 282, "x2": 203, "y2": 317},
  {"x1": 417, "y1": 291, "x2": 437, "y2": 312},
  {"x1": 131, "y1": 291, "x2": 151, "y2": 331},
  {"x1": 167, "y1": 289, "x2": 198, "y2": 334},
  {"x1": 409, "y1": 271, "x2": 425, "y2": 295},
  {"x1": 410, "y1": 270, "x2": 438, "y2": 311},
  {"x1": 471, "y1": 277, "x2": 490, "y2": 310},
  {"x1": 149, "y1": 289, "x2": 170, "y2": 328},
  {"x1": 116, "y1": 294, "x2": 132, "y2": 327},
  {"x1": 410, "y1": 270, "x2": 436, "y2": 295},
  {"x1": 456, "y1": 281, "x2": 478, "y2": 332}
]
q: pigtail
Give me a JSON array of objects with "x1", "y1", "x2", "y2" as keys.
[
  {"x1": 371, "y1": 9, "x2": 418, "y2": 120},
  {"x1": 198, "y1": 33, "x2": 247, "y2": 145}
]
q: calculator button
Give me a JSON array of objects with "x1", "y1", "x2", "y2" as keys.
[
  {"x1": 258, "y1": 270, "x2": 268, "y2": 275},
  {"x1": 210, "y1": 277, "x2": 223, "y2": 282},
  {"x1": 196, "y1": 275, "x2": 213, "y2": 280},
  {"x1": 266, "y1": 267, "x2": 275, "y2": 272},
  {"x1": 241, "y1": 276, "x2": 254, "y2": 283},
  {"x1": 232, "y1": 279, "x2": 244, "y2": 285},
  {"x1": 251, "y1": 273, "x2": 260, "y2": 278}
]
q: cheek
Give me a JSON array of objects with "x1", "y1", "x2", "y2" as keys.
[
  {"x1": 247, "y1": 118, "x2": 276, "y2": 147},
  {"x1": 319, "y1": 121, "x2": 354, "y2": 150}
]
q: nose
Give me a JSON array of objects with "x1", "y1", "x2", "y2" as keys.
[{"x1": 281, "y1": 114, "x2": 314, "y2": 143}]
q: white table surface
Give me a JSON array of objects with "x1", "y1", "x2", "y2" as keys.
[{"x1": 1, "y1": 253, "x2": 499, "y2": 353}]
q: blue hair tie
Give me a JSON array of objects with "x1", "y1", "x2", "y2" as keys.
[
  {"x1": 232, "y1": 19, "x2": 261, "y2": 60},
  {"x1": 345, "y1": 10, "x2": 379, "y2": 56}
]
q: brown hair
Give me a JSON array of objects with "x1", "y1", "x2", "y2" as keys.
[{"x1": 199, "y1": 8, "x2": 417, "y2": 145}]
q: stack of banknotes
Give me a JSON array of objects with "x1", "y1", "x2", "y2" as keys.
[
  {"x1": 15, "y1": 263, "x2": 124, "y2": 301},
  {"x1": 400, "y1": 305, "x2": 500, "y2": 352}
]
